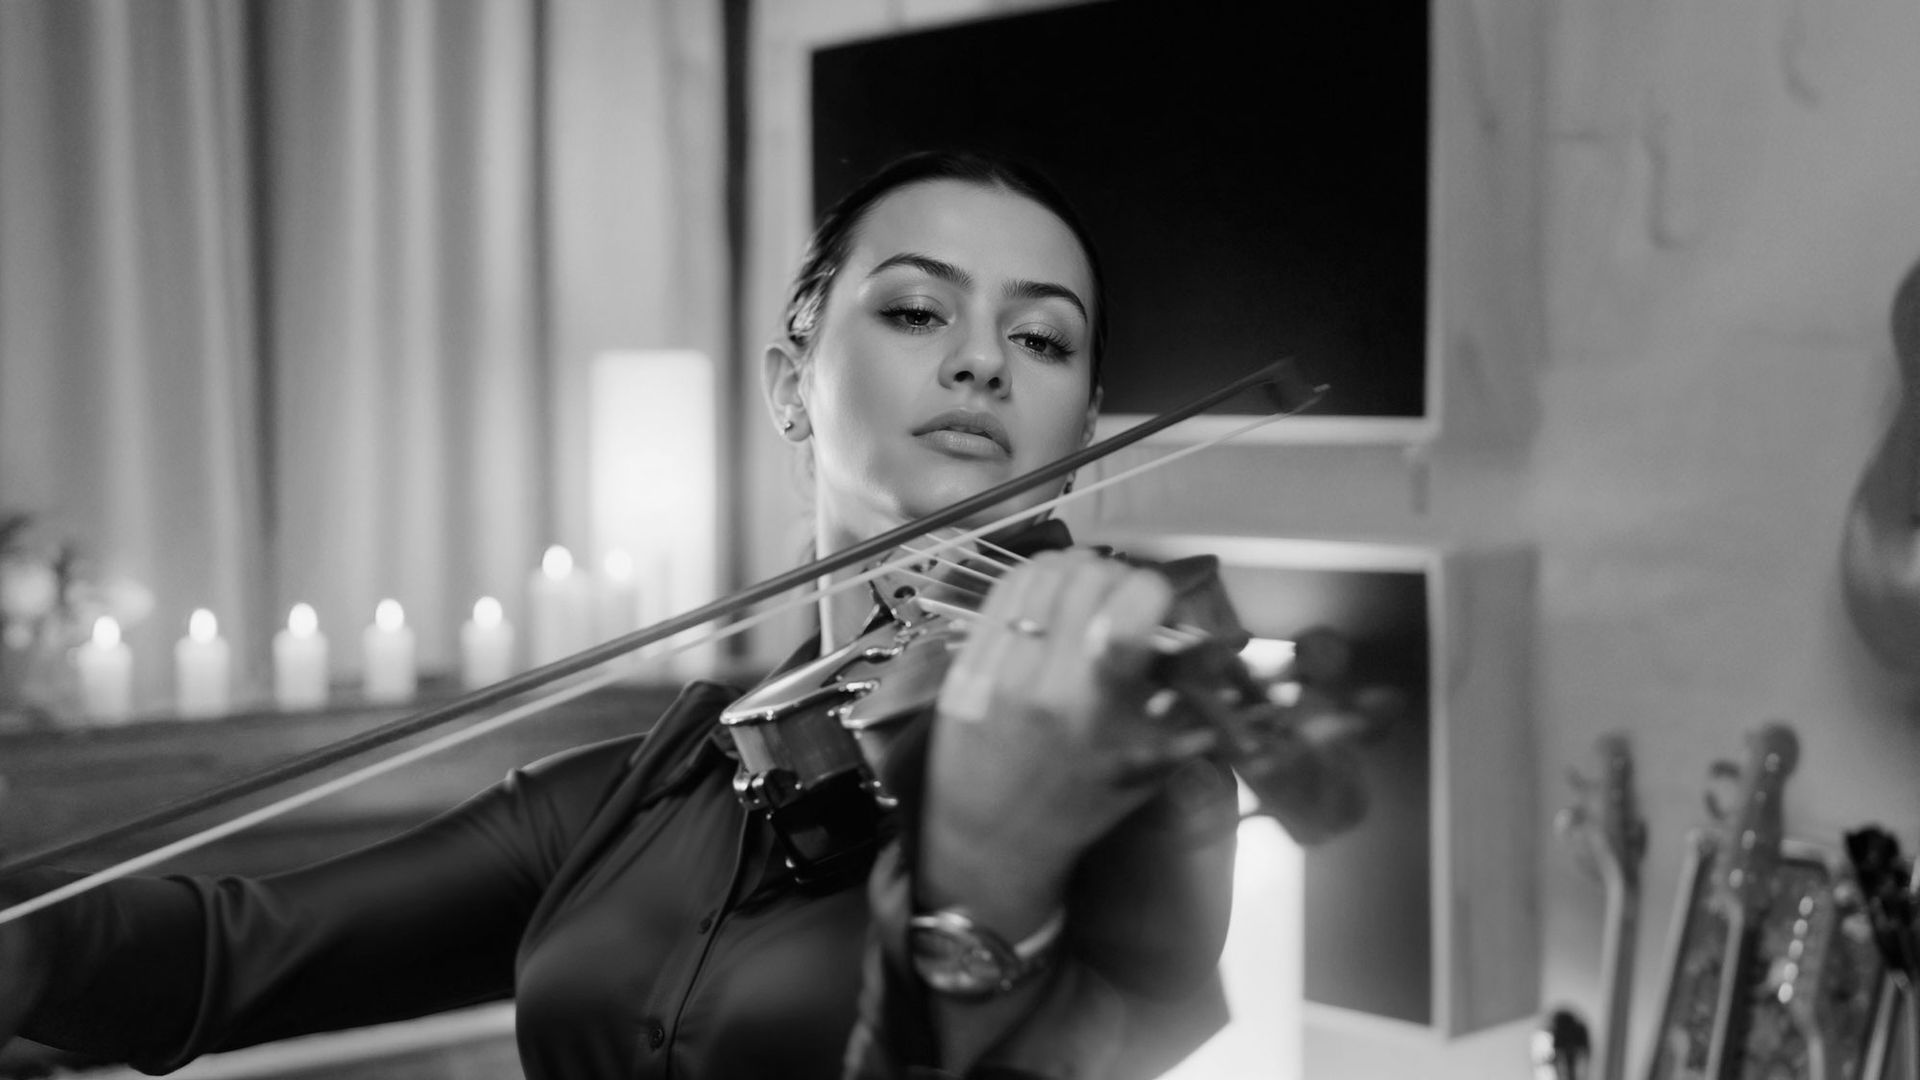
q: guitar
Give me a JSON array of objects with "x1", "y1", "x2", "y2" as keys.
[
  {"x1": 1648, "y1": 726, "x2": 1886, "y2": 1080},
  {"x1": 1647, "y1": 723, "x2": 1798, "y2": 1080},
  {"x1": 1557, "y1": 733, "x2": 1647, "y2": 1080},
  {"x1": 1744, "y1": 840, "x2": 1883, "y2": 1080},
  {"x1": 1841, "y1": 256, "x2": 1920, "y2": 672}
]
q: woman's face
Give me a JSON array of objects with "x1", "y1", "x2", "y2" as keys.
[{"x1": 782, "y1": 179, "x2": 1099, "y2": 542}]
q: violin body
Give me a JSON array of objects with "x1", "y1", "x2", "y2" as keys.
[
  {"x1": 719, "y1": 533, "x2": 1370, "y2": 885},
  {"x1": 1841, "y1": 256, "x2": 1920, "y2": 671}
]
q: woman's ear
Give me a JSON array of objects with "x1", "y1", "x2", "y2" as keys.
[
  {"x1": 761, "y1": 341, "x2": 810, "y2": 440},
  {"x1": 1080, "y1": 385, "x2": 1103, "y2": 447}
]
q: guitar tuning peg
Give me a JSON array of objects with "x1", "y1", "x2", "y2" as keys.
[
  {"x1": 1702, "y1": 758, "x2": 1744, "y2": 823},
  {"x1": 1554, "y1": 804, "x2": 1585, "y2": 838}
]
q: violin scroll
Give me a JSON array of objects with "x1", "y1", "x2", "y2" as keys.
[{"x1": 1143, "y1": 632, "x2": 1369, "y2": 845}]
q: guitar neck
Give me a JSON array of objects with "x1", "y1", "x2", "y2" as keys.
[
  {"x1": 1596, "y1": 870, "x2": 1640, "y2": 1080},
  {"x1": 1704, "y1": 907, "x2": 1759, "y2": 1080}
]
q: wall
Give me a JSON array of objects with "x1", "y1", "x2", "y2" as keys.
[
  {"x1": 1536, "y1": 0, "x2": 1920, "y2": 1074},
  {"x1": 743, "y1": 0, "x2": 1920, "y2": 1075}
]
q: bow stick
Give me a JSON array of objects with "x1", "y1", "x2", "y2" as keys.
[{"x1": 0, "y1": 358, "x2": 1323, "y2": 924}]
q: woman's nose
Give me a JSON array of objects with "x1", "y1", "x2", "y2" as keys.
[{"x1": 938, "y1": 318, "x2": 1010, "y2": 395}]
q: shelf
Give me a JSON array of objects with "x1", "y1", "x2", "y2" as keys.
[{"x1": 1098, "y1": 533, "x2": 1538, "y2": 1038}]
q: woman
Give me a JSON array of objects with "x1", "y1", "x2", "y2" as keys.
[{"x1": 0, "y1": 152, "x2": 1238, "y2": 1079}]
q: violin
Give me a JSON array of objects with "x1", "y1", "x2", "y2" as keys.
[
  {"x1": 720, "y1": 521, "x2": 1370, "y2": 887},
  {"x1": 0, "y1": 358, "x2": 1331, "y2": 924}
]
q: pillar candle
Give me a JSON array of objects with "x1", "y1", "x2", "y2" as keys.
[
  {"x1": 74, "y1": 615, "x2": 133, "y2": 723},
  {"x1": 362, "y1": 598, "x2": 416, "y2": 703},
  {"x1": 596, "y1": 550, "x2": 647, "y2": 678},
  {"x1": 603, "y1": 547, "x2": 644, "y2": 628},
  {"x1": 460, "y1": 596, "x2": 516, "y2": 689},
  {"x1": 527, "y1": 545, "x2": 594, "y2": 666},
  {"x1": 273, "y1": 603, "x2": 329, "y2": 710},
  {"x1": 174, "y1": 608, "x2": 232, "y2": 718}
]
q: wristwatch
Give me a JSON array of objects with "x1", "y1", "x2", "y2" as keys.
[{"x1": 908, "y1": 906, "x2": 1065, "y2": 998}]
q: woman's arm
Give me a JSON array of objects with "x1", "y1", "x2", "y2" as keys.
[
  {"x1": 846, "y1": 551, "x2": 1239, "y2": 1078},
  {"x1": 0, "y1": 734, "x2": 641, "y2": 1073}
]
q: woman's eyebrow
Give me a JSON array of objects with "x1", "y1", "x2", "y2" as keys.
[
  {"x1": 868, "y1": 252, "x2": 1088, "y2": 323},
  {"x1": 1003, "y1": 278, "x2": 1088, "y2": 324},
  {"x1": 868, "y1": 252, "x2": 972, "y2": 288}
]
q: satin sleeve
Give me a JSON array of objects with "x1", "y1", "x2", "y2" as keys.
[
  {"x1": 843, "y1": 716, "x2": 1238, "y2": 1080},
  {"x1": 15, "y1": 733, "x2": 646, "y2": 1075}
]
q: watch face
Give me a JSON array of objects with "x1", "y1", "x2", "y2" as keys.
[{"x1": 910, "y1": 924, "x2": 1011, "y2": 996}]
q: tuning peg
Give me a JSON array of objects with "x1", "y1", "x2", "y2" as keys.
[{"x1": 1702, "y1": 758, "x2": 1743, "y2": 822}]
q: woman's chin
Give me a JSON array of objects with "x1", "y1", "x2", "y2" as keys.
[{"x1": 890, "y1": 477, "x2": 1052, "y2": 530}]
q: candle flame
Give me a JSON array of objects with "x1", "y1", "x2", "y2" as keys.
[
  {"x1": 1238, "y1": 637, "x2": 1296, "y2": 681},
  {"x1": 474, "y1": 596, "x2": 503, "y2": 628},
  {"x1": 189, "y1": 608, "x2": 218, "y2": 643},
  {"x1": 603, "y1": 549, "x2": 634, "y2": 582},
  {"x1": 288, "y1": 603, "x2": 318, "y2": 637},
  {"x1": 92, "y1": 615, "x2": 122, "y2": 648},
  {"x1": 542, "y1": 545, "x2": 574, "y2": 579},
  {"x1": 375, "y1": 599, "x2": 405, "y2": 631}
]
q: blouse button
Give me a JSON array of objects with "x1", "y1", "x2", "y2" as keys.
[
  {"x1": 697, "y1": 912, "x2": 715, "y2": 933},
  {"x1": 647, "y1": 1022, "x2": 666, "y2": 1049}
]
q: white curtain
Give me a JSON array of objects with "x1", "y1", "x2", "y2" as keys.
[
  {"x1": 260, "y1": 0, "x2": 545, "y2": 678},
  {"x1": 0, "y1": 0, "x2": 727, "y2": 711},
  {"x1": 0, "y1": 1, "x2": 266, "y2": 709}
]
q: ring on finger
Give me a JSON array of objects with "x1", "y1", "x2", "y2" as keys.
[{"x1": 1007, "y1": 615, "x2": 1047, "y2": 638}]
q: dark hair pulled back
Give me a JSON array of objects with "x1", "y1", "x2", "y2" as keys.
[{"x1": 781, "y1": 150, "x2": 1107, "y2": 391}]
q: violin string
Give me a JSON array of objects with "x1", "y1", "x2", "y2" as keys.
[
  {"x1": 889, "y1": 551, "x2": 1213, "y2": 651},
  {"x1": 911, "y1": 593, "x2": 1206, "y2": 654},
  {"x1": 967, "y1": 532, "x2": 1029, "y2": 570},
  {"x1": 889, "y1": 541, "x2": 1013, "y2": 589},
  {"x1": 1, "y1": 406, "x2": 1299, "y2": 922},
  {"x1": 874, "y1": 563, "x2": 994, "y2": 607}
]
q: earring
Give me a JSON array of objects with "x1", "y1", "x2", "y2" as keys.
[
  {"x1": 1062, "y1": 473, "x2": 1077, "y2": 495},
  {"x1": 781, "y1": 419, "x2": 795, "y2": 433}
]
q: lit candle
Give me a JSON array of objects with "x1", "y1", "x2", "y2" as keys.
[
  {"x1": 174, "y1": 608, "x2": 232, "y2": 718},
  {"x1": 74, "y1": 615, "x2": 134, "y2": 723},
  {"x1": 527, "y1": 545, "x2": 594, "y2": 666},
  {"x1": 273, "y1": 603, "x2": 330, "y2": 710},
  {"x1": 362, "y1": 598, "x2": 416, "y2": 703},
  {"x1": 460, "y1": 596, "x2": 516, "y2": 689},
  {"x1": 599, "y1": 550, "x2": 643, "y2": 636},
  {"x1": 596, "y1": 551, "x2": 647, "y2": 678}
]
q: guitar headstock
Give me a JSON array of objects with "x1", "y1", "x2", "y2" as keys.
[
  {"x1": 1558, "y1": 732, "x2": 1648, "y2": 892},
  {"x1": 1708, "y1": 723, "x2": 1800, "y2": 917}
]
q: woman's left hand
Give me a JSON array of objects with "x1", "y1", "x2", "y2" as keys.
[{"x1": 917, "y1": 549, "x2": 1217, "y2": 930}]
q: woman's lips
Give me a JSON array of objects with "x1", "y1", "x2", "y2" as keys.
[
  {"x1": 916, "y1": 428, "x2": 1011, "y2": 459},
  {"x1": 912, "y1": 409, "x2": 1012, "y2": 459}
]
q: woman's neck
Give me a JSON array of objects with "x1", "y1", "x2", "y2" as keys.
[{"x1": 813, "y1": 508, "x2": 885, "y2": 653}]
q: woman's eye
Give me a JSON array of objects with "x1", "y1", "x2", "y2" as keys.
[
  {"x1": 879, "y1": 304, "x2": 944, "y2": 332},
  {"x1": 1011, "y1": 328, "x2": 1075, "y2": 361}
]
